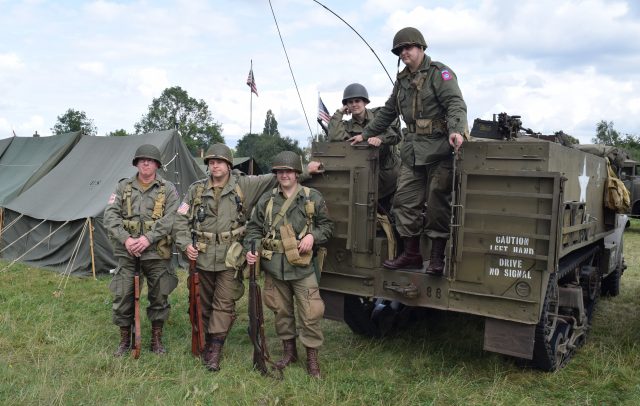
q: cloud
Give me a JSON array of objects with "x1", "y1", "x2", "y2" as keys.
[
  {"x1": 134, "y1": 68, "x2": 170, "y2": 99},
  {"x1": 78, "y1": 62, "x2": 106, "y2": 75},
  {"x1": 0, "y1": 53, "x2": 25, "y2": 70}
]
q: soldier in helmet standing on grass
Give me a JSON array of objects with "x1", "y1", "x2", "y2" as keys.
[
  {"x1": 245, "y1": 151, "x2": 333, "y2": 378},
  {"x1": 173, "y1": 143, "x2": 323, "y2": 372},
  {"x1": 328, "y1": 83, "x2": 401, "y2": 211},
  {"x1": 360, "y1": 27, "x2": 469, "y2": 275},
  {"x1": 104, "y1": 144, "x2": 180, "y2": 356}
]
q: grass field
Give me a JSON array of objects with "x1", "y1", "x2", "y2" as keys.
[{"x1": 1, "y1": 221, "x2": 639, "y2": 405}]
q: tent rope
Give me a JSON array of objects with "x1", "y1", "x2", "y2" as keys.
[
  {"x1": 55, "y1": 218, "x2": 89, "y2": 295},
  {"x1": 163, "y1": 152, "x2": 178, "y2": 171},
  {"x1": 0, "y1": 213, "x2": 24, "y2": 235},
  {"x1": 0, "y1": 218, "x2": 46, "y2": 254},
  {"x1": 0, "y1": 220, "x2": 69, "y2": 272}
]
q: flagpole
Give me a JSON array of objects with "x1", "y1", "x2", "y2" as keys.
[{"x1": 249, "y1": 59, "x2": 253, "y2": 135}]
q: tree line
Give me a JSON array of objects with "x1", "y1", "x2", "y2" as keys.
[{"x1": 50, "y1": 86, "x2": 304, "y2": 172}]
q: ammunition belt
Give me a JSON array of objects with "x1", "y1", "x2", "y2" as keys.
[
  {"x1": 193, "y1": 226, "x2": 246, "y2": 245},
  {"x1": 406, "y1": 119, "x2": 447, "y2": 135},
  {"x1": 262, "y1": 238, "x2": 284, "y2": 253}
]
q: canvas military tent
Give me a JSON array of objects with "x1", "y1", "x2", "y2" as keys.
[
  {"x1": 0, "y1": 131, "x2": 81, "y2": 206},
  {"x1": 0, "y1": 137, "x2": 14, "y2": 160},
  {"x1": 0, "y1": 130, "x2": 204, "y2": 275}
]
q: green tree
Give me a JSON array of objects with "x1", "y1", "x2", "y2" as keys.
[
  {"x1": 51, "y1": 108, "x2": 97, "y2": 136},
  {"x1": 236, "y1": 133, "x2": 304, "y2": 174},
  {"x1": 592, "y1": 120, "x2": 621, "y2": 145},
  {"x1": 262, "y1": 109, "x2": 280, "y2": 137},
  {"x1": 134, "y1": 86, "x2": 224, "y2": 154},
  {"x1": 107, "y1": 129, "x2": 128, "y2": 137}
]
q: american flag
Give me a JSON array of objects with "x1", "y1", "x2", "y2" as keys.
[
  {"x1": 246, "y1": 68, "x2": 258, "y2": 96},
  {"x1": 318, "y1": 96, "x2": 331, "y2": 124}
]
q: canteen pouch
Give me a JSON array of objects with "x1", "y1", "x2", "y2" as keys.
[{"x1": 225, "y1": 241, "x2": 246, "y2": 271}]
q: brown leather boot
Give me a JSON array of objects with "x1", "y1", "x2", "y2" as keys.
[
  {"x1": 113, "y1": 326, "x2": 131, "y2": 357},
  {"x1": 306, "y1": 347, "x2": 321, "y2": 378},
  {"x1": 276, "y1": 338, "x2": 298, "y2": 370},
  {"x1": 383, "y1": 236, "x2": 423, "y2": 270},
  {"x1": 204, "y1": 336, "x2": 225, "y2": 371},
  {"x1": 426, "y1": 238, "x2": 447, "y2": 275},
  {"x1": 150, "y1": 321, "x2": 166, "y2": 354}
]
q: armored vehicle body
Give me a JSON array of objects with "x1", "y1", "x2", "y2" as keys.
[{"x1": 305, "y1": 114, "x2": 627, "y2": 371}]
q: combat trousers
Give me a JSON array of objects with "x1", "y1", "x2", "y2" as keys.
[
  {"x1": 263, "y1": 272, "x2": 325, "y2": 349},
  {"x1": 393, "y1": 158, "x2": 453, "y2": 239},
  {"x1": 110, "y1": 257, "x2": 178, "y2": 326},
  {"x1": 199, "y1": 268, "x2": 244, "y2": 336}
]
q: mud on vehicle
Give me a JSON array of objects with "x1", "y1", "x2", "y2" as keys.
[{"x1": 305, "y1": 113, "x2": 627, "y2": 371}]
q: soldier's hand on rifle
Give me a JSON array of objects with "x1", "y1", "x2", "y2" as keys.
[
  {"x1": 367, "y1": 136, "x2": 382, "y2": 147},
  {"x1": 298, "y1": 234, "x2": 314, "y2": 254},
  {"x1": 125, "y1": 237, "x2": 137, "y2": 257},
  {"x1": 348, "y1": 134, "x2": 364, "y2": 145},
  {"x1": 246, "y1": 250, "x2": 259, "y2": 265},
  {"x1": 449, "y1": 132, "x2": 464, "y2": 152},
  {"x1": 186, "y1": 244, "x2": 199, "y2": 261},
  {"x1": 135, "y1": 236, "x2": 151, "y2": 254}
]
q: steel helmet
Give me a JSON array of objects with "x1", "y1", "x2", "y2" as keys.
[
  {"x1": 271, "y1": 151, "x2": 303, "y2": 173},
  {"x1": 342, "y1": 83, "x2": 370, "y2": 105},
  {"x1": 204, "y1": 143, "x2": 233, "y2": 166},
  {"x1": 392, "y1": 27, "x2": 427, "y2": 56},
  {"x1": 132, "y1": 144, "x2": 162, "y2": 166}
]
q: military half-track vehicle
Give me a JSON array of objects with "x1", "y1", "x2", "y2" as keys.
[{"x1": 305, "y1": 113, "x2": 627, "y2": 371}]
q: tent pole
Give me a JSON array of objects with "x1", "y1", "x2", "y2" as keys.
[
  {"x1": 0, "y1": 207, "x2": 4, "y2": 244},
  {"x1": 88, "y1": 217, "x2": 96, "y2": 280}
]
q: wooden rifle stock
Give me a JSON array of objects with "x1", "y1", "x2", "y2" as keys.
[
  {"x1": 248, "y1": 240, "x2": 270, "y2": 375},
  {"x1": 188, "y1": 231, "x2": 205, "y2": 356},
  {"x1": 132, "y1": 253, "x2": 141, "y2": 359}
]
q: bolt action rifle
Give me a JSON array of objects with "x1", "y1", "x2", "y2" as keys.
[
  {"x1": 247, "y1": 240, "x2": 280, "y2": 377},
  {"x1": 132, "y1": 221, "x2": 142, "y2": 359},
  {"x1": 188, "y1": 206, "x2": 206, "y2": 356}
]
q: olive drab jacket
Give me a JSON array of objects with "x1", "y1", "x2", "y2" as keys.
[
  {"x1": 173, "y1": 170, "x2": 279, "y2": 273},
  {"x1": 103, "y1": 174, "x2": 180, "y2": 260},
  {"x1": 362, "y1": 55, "x2": 468, "y2": 167},
  {"x1": 244, "y1": 185, "x2": 333, "y2": 281}
]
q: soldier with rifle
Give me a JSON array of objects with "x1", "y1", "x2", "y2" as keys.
[
  {"x1": 245, "y1": 151, "x2": 333, "y2": 378},
  {"x1": 104, "y1": 144, "x2": 180, "y2": 356},
  {"x1": 174, "y1": 143, "x2": 323, "y2": 371},
  {"x1": 360, "y1": 27, "x2": 469, "y2": 275}
]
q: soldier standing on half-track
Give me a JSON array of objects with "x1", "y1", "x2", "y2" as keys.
[
  {"x1": 173, "y1": 143, "x2": 323, "y2": 372},
  {"x1": 328, "y1": 83, "x2": 401, "y2": 211},
  {"x1": 245, "y1": 151, "x2": 333, "y2": 378},
  {"x1": 361, "y1": 27, "x2": 469, "y2": 275},
  {"x1": 104, "y1": 144, "x2": 180, "y2": 356}
]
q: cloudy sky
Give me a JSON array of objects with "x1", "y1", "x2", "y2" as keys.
[{"x1": 1, "y1": 0, "x2": 639, "y2": 147}]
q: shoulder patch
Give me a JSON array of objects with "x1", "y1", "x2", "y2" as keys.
[
  {"x1": 107, "y1": 193, "x2": 116, "y2": 205},
  {"x1": 441, "y1": 69, "x2": 452, "y2": 81}
]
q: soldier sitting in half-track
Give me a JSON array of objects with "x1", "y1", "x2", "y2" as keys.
[{"x1": 305, "y1": 112, "x2": 628, "y2": 371}]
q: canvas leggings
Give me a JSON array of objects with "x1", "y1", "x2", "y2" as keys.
[
  {"x1": 198, "y1": 268, "x2": 244, "y2": 337},
  {"x1": 392, "y1": 158, "x2": 453, "y2": 239},
  {"x1": 110, "y1": 257, "x2": 178, "y2": 326},
  {"x1": 263, "y1": 272, "x2": 325, "y2": 349}
]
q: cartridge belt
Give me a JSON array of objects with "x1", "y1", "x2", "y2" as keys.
[
  {"x1": 193, "y1": 226, "x2": 246, "y2": 244},
  {"x1": 262, "y1": 238, "x2": 284, "y2": 253},
  {"x1": 406, "y1": 118, "x2": 447, "y2": 135}
]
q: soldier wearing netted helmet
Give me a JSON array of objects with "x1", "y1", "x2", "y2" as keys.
[
  {"x1": 245, "y1": 151, "x2": 333, "y2": 378},
  {"x1": 328, "y1": 82, "x2": 401, "y2": 209},
  {"x1": 104, "y1": 144, "x2": 180, "y2": 357},
  {"x1": 361, "y1": 26, "x2": 469, "y2": 275},
  {"x1": 173, "y1": 144, "x2": 323, "y2": 372}
]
